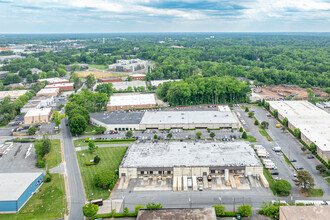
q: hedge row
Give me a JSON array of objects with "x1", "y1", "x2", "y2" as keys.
[
  {"x1": 85, "y1": 138, "x2": 136, "y2": 143},
  {"x1": 7, "y1": 138, "x2": 36, "y2": 143},
  {"x1": 93, "y1": 213, "x2": 137, "y2": 219}
]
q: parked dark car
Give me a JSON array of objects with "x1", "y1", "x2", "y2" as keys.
[
  {"x1": 297, "y1": 167, "x2": 304, "y2": 170},
  {"x1": 307, "y1": 155, "x2": 314, "y2": 159},
  {"x1": 271, "y1": 171, "x2": 279, "y2": 175},
  {"x1": 290, "y1": 159, "x2": 297, "y2": 162}
]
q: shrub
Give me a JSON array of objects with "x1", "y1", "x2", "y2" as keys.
[
  {"x1": 242, "y1": 131, "x2": 247, "y2": 139},
  {"x1": 135, "y1": 205, "x2": 145, "y2": 214},
  {"x1": 212, "y1": 205, "x2": 226, "y2": 216},
  {"x1": 85, "y1": 137, "x2": 89, "y2": 142},
  {"x1": 123, "y1": 207, "x2": 129, "y2": 216},
  {"x1": 254, "y1": 119, "x2": 259, "y2": 125},
  {"x1": 36, "y1": 157, "x2": 46, "y2": 168},
  {"x1": 82, "y1": 203, "x2": 98, "y2": 218},
  {"x1": 94, "y1": 155, "x2": 101, "y2": 164},
  {"x1": 237, "y1": 204, "x2": 252, "y2": 217},
  {"x1": 28, "y1": 126, "x2": 37, "y2": 135},
  {"x1": 239, "y1": 127, "x2": 243, "y2": 132},
  {"x1": 86, "y1": 161, "x2": 95, "y2": 166},
  {"x1": 44, "y1": 173, "x2": 52, "y2": 182},
  {"x1": 95, "y1": 126, "x2": 106, "y2": 134}
]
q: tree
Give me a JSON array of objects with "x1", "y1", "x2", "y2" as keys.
[
  {"x1": 69, "y1": 115, "x2": 87, "y2": 135},
  {"x1": 86, "y1": 74, "x2": 96, "y2": 88},
  {"x1": 153, "y1": 134, "x2": 158, "y2": 139},
  {"x1": 242, "y1": 131, "x2": 247, "y2": 139},
  {"x1": 282, "y1": 117, "x2": 288, "y2": 126},
  {"x1": 28, "y1": 126, "x2": 37, "y2": 135},
  {"x1": 95, "y1": 126, "x2": 106, "y2": 134},
  {"x1": 294, "y1": 170, "x2": 315, "y2": 192},
  {"x1": 254, "y1": 119, "x2": 259, "y2": 125},
  {"x1": 273, "y1": 109, "x2": 278, "y2": 118},
  {"x1": 126, "y1": 131, "x2": 133, "y2": 138},
  {"x1": 259, "y1": 201, "x2": 287, "y2": 219},
  {"x1": 146, "y1": 203, "x2": 163, "y2": 210},
  {"x1": 210, "y1": 132, "x2": 215, "y2": 138},
  {"x1": 196, "y1": 132, "x2": 202, "y2": 139},
  {"x1": 245, "y1": 107, "x2": 249, "y2": 112},
  {"x1": 88, "y1": 141, "x2": 96, "y2": 153},
  {"x1": 135, "y1": 205, "x2": 145, "y2": 214},
  {"x1": 123, "y1": 207, "x2": 129, "y2": 216},
  {"x1": 310, "y1": 143, "x2": 316, "y2": 153},
  {"x1": 41, "y1": 135, "x2": 52, "y2": 155},
  {"x1": 248, "y1": 112, "x2": 254, "y2": 117},
  {"x1": 237, "y1": 204, "x2": 252, "y2": 217},
  {"x1": 274, "y1": 180, "x2": 292, "y2": 194},
  {"x1": 212, "y1": 205, "x2": 225, "y2": 216},
  {"x1": 167, "y1": 133, "x2": 172, "y2": 139},
  {"x1": 26, "y1": 74, "x2": 33, "y2": 83},
  {"x1": 315, "y1": 164, "x2": 327, "y2": 173},
  {"x1": 127, "y1": 76, "x2": 133, "y2": 81},
  {"x1": 239, "y1": 127, "x2": 243, "y2": 132},
  {"x1": 94, "y1": 155, "x2": 101, "y2": 164},
  {"x1": 93, "y1": 170, "x2": 117, "y2": 188},
  {"x1": 95, "y1": 83, "x2": 114, "y2": 97},
  {"x1": 82, "y1": 203, "x2": 98, "y2": 218},
  {"x1": 261, "y1": 121, "x2": 269, "y2": 129}
]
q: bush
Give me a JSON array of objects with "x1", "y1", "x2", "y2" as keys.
[
  {"x1": 135, "y1": 205, "x2": 145, "y2": 214},
  {"x1": 242, "y1": 131, "x2": 247, "y2": 139},
  {"x1": 123, "y1": 207, "x2": 129, "y2": 216},
  {"x1": 86, "y1": 161, "x2": 95, "y2": 166},
  {"x1": 237, "y1": 204, "x2": 252, "y2": 217},
  {"x1": 36, "y1": 157, "x2": 46, "y2": 168},
  {"x1": 212, "y1": 205, "x2": 226, "y2": 216},
  {"x1": 94, "y1": 155, "x2": 101, "y2": 164},
  {"x1": 301, "y1": 146, "x2": 307, "y2": 151},
  {"x1": 221, "y1": 212, "x2": 239, "y2": 217},
  {"x1": 44, "y1": 173, "x2": 52, "y2": 182},
  {"x1": 85, "y1": 137, "x2": 89, "y2": 142},
  {"x1": 254, "y1": 120, "x2": 259, "y2": 125},
  {"x1": 28, "y1": 126, "x2": 37, "y2": 135},
  {"x1": 239, "y1": 127, "x2": 243, "y2": 132},
  {"x1": 95, "y1": 126, "x2": 106, "y2": 134},
  {"x1": 82, "y1": 203, "x2": 98, "y2": 218}
]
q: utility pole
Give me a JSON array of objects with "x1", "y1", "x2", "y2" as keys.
[{"x1": 233, "y1": 197, "x2": 235, "y2": 212}]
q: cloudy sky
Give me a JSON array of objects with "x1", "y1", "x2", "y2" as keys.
[{"x1": 1, "y1": 0, "x2": 330, "y2": 33}]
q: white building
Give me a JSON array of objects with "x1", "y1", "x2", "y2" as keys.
[
  {"x1": 107, "y1": 94, "x2": 156, "y2": 111},
  {"x1": 24, "y1": 108, "x2": 52, "y2": 124},
  {"x1": 268, "y1": 101, "x2": 330, "y2": 161},
  {"x1": 108, "y1": 59, "x2": 147, "y2": 72},
  {"x1": 0, "y1": 90, "x2": 29, "y2": 100}
]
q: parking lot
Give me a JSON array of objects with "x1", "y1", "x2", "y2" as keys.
[{"x1": 0, "y1": 142, "x2": 41, "y2": 173}]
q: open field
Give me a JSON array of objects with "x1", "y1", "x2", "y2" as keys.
[
  {"x1": 74, "y1": 139, "x2": 134, "y2": 147},
  {"x1": 0, "y1": 174, "x2": 66, "y2": 220},
  {"x1": 89, "y1": 64, "x2": 108, "y2": 70},
  {"x1": 77, "y1": 71, "x2": 127, "y2": 78},
  {"x1": 255, "y1": 84, "x2": 329, "y2": 99},
  {"x1": 76, "y1": 147, "x2": 127, "y2": 200}
]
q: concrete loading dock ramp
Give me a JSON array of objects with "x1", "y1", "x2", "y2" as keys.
[
  {"x1": 177, "y1": 177, "x2": 182, "y2": 191},
  {"x1": 183, "y1": 176, "x2": 188, "y2": 191},
  {"x1": 260, "y1": 174, "x2": 269, "y2": 188},
  {"x1": 192, "y1": 176, "x2": 198, "y2": 191},
  {"x1": 173, "y1": 176, "x2": 178, "y2": 191}
]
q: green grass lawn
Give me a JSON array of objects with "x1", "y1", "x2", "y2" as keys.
[
  {"x1": 76, "y1": 147, "x2": 127, "y2": 200},
  {"x1": 89, "y1": 64, "x2": 108, "y2": 70},
  {"x1": 0, "y1": 174, "x2": 66, "y2": 220},
  {"x1": 44, "y1": 139, "x2": 62, "y2": 170},
  {"x1": 258, "y1": 127, "x2": 273, "y2": 141},
  {"x1": 244, "y1": 135, "x2": 257, "y2": 142},
  {"x1": 74, "y1": 139, "x2": 135, "y2": 147},
  {"x1": 306, "y1": 188, "x2": 324, "y2": 197},
  {"x1": 263, "y1": 167, "x2": 277, "y2": 195},
  {"x1": 84, "y1": 124, "x2": 99, "y2": 135},
  {"x1": 325, "y1": 178, "x2": 330, "y2": 184}
]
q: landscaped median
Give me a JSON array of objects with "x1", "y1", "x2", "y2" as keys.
[
  {"x1": 0, "y1": 174, "x2": 66, "y2": 220},
  {"x1": 74, "y1": 138, "x2": 135, "y2": 147},
  {"x1": 76, "y1": 146, "x2": 128, "y2": 200}
]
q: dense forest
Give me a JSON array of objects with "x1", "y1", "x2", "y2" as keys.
[
  {"x1": 0, "y1": 33, "x2": 329, "y2": 91},
  {"x1": 157, "y1": 76, "x2": 251, "y2": 106}
]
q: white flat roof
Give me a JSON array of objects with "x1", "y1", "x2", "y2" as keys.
[
  {"x1": 37, "y1": 88, "x2": 59, "y2": 94},
  {"x1": 44, "y1": 83, "x2": 73, "y2": 88},
  {"x1": 268, "y1": 101, "x2": 330, "y2": 152},
  {"x1": 150, "y1": 79, "x2": 181, "y2": 87},
  {"x1": 38, "y1": 78, "x2": 68, "y2": 83},
  {"x1": 112, "y1": 81, "x2": 146, "y2": 91},
  {"x1": 120, "y1": 142, "x2": 262, "y2": 168},
  {"x1": 0, "y1": 90, "x2": 29, "y2": 99},
  {"x1": 0, "y1": 172, "x2": 42, "y2": 201},
  {"x1": 25, "y1": 108, "x2": 52, "y2": 117},
  {"x1": 140, "y1": 110, "x2": 238, "y2": 125},
  {"x1": 109, "y1": 94, "x2": 156, "y2": 106}
]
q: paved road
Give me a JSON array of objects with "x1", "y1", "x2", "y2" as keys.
[
  {"x1": 252, "y1": 106, "x2": 330, "y2": 197},
  {"x1": 61, "y1": 118, "x2": 85, "y2": 220}
]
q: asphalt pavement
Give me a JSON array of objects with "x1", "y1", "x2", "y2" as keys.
[{"x1": 61, "y1": 118, "x2": 85, "y2": 220}]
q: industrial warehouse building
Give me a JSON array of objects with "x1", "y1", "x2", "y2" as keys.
[
  {"x1": 90, "y1": 106, "x2": 239, "y2": 131},
  {"x1": 268, "y1": 101, "x2": 330, "y2": 161},
  {"x1": 93, "y1": 81, "x2": 147, "y2": 91},
  {"x1": 119, "y1": 142, "x2": 264, "y2": 189},
  {"x1": 106, "y1": 94, "x2": 156, "y2": 111},
  {"x1": 24, "y1": 108, "x2": 52, "y2": 125},
  {"x1": 0, "y1": 90, "x2": 29, "y2": 100},
  {"x1": 0, "y1": 172, "x2": 43, "y2": 213},
  {"x1": 36, "y1": 88, "x2": 59, "y2": 96},
  {"x1": 44, "y1": 83, "x2": 74, "y2": 91},
  {"x1": 37, "y1": 77, "x2": 69, "y2": 85}
]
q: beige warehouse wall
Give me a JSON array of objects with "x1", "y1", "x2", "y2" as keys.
[{"x1": 119, "y1": 168, "x2": 137, "y2": 178}]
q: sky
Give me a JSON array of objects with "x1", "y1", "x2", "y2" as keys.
[{"x1": 0, "y1": 0, "x2": 330, "y2": 33}]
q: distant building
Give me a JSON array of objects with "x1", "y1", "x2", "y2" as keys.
[
  {"x1": 9, "y1": 83, "x2": 24, "y2": 89},
  {"x1": 98, "y1": 77, "x2": 122, "y2": 83},
  {"x1": 137, "y1": 208, "x2": 217, "y2": 220},
  {"x1": 0, "y1": 90, "x2": 29, "y2": 100},
  {"x1": 24, "y1": 108, "x2": 52, "y2": 124},
  {"x1": 107, "y1": 94, "x2": 156, "y2": 111},
  {"x1": 279, "y1": 206, "x2": 330, "y2": 220},
  {"x1": 0, "y1": 172, "x2": 43, "y2": 213},
  {"x1": 0, "y1": 71, "x2": 9, "y2": 79},
  {"x1": 21, "y1": 102, "x2": 41, "y2": 113},
  {"x1": 108, "y1": 59, "x2": 147, "y2": 72},
  {"x1": 0, "y1": 47, "x2": 11, "y2": 51},
  {"x1": 130, "y1": 73, "x2": 146, "y2": 80},
  {"x1": 36, "y1": 88, "x2": 59, "y2": 97},
  {"x1": 37, "y1": 77, "x2": 69, "y2": 85},
  {"x1": 0, "y1": 55, "x2": 24, "y2": 63},
  {"x1": 30, "y1": 68, "x2": 42, "y2": 74},
  {"x1": 236, "y1": 77, "x2": 254, "y2": 85},
  {"x1": 95, "y1": 81, "x2": 146, "y2": 91},
  {"x1": 150, "y1": 79, "x2": 181, "y2": 87},
  {"x1": 44, "y1": 83, "x2": 74, "y2": 91}
]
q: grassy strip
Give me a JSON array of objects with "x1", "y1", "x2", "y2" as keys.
[
  {"x1": 245, "y1": 135, "x2": 257, "y2": 143},
  {"x1": 74, "y1": 139, "x2": 134, "y2": 147},
  {"x1": 325, "y1": 178, "x2": 330, "y2": 184},
  {"x1": 258, "y1": 127, "x2": 273, "y2": 141},
  {"x1": 89, "y1": 64, "x2": 108, "y2": 70},
  {"x1": 44, "y1": 139, "x2": 62, "y2": 170},
  {"x1": 0, "y1": 174, "x2": 66, "y2": 220},
  {"x1": 307, "y1": 189, "x2": 324, "y2": 197},
  {"x1": 263, "y1": 167, "x2": 277, "y2": 195},
  {"x1": 282, "y1": 152, "x2": 297, "y2": 172},
  {"x1": 76, "y1": 147, "x2": 127, "y2": 200}
]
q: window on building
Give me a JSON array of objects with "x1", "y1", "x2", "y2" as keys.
[
  {"x1": 149, "y1": 171, "x2": 153, "y2": 174},
  {"x1": 158, "y1": 171, "x2": 162, "y2": 174},
  {"x1": 211, "y1": 170, "x2": 215, "y2": 174},
  {"x1": 140, "y1": 171, "x2": 144, "y2": 174},
  {"x1": 167, "y1": 171, "x2": 171, "y2": 174}
]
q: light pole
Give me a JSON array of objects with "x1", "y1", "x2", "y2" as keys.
[
  {"x1": 189, "y1": 196, "x2": 191, "y2": 208},
  {"x1": 219, "y1": 196, "x2": 222, "y2": 205},
  {"x1": 233, "y1": 197, "x2": 235, "y2": 212}
]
